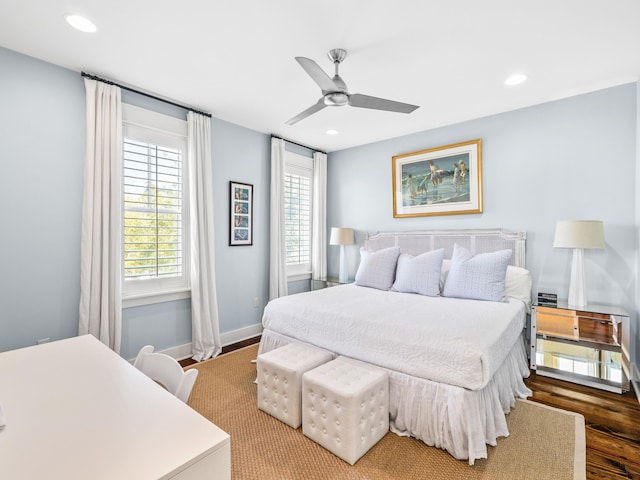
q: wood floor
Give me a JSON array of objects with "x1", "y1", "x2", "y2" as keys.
[
  {"x1": 524, "y1": 372, "x2": 640, "y2": 480},
  {"x1": 185, "y1": 337, "x2": 640, "y2": 479}
]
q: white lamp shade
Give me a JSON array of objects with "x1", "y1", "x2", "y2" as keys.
[
  {"x1": 553, "y1": 220, "x2": 605, "y2": 250},
  {"x1": 330, "y1": 227, "x2": 354, "y2": 246}
]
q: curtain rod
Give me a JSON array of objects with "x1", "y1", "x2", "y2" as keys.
[
  {"x1": 81, "y1": 72, "x2": 212, "y2": 118},
  {"x1": 271, "y1": 135, "x2": 326, "y2": 155}
]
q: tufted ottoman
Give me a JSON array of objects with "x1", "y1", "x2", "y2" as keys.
[
  {"x1": 257, "y1": 343, "x2": 333, "y2": 428},
  {"x1": 302, "y1": 356, "x2": 389, "y2": 465}
]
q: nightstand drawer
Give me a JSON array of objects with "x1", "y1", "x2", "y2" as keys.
[
  {"x1": 536, "y1": 306, "x2": 619, "y2": 345},
  {"x1": 536, "y1": 306, "x2": 577, "y2": 339}
]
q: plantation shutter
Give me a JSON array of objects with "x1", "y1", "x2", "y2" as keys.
[{"x1": 123, "y1": 139, "x2": 183, "y2": 280}]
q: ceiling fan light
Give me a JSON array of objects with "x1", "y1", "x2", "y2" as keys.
[
  {"x1": 324, "y1": 92, "x2": 349, "y2": 106},
  {"x1": 326, "y1": 129, "x2": 339, "y2": 135}
]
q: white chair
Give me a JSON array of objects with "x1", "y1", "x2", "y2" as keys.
[{"x1": 133, "y1": 345, "x2": 198, "y2": 403}]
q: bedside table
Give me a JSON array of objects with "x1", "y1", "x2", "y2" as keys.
[
  {"x1": 530, "y1": 301, "x2": 630, "y2": 393},
  {"x1": 311, "y1": 277, "x2": 353, "y2": 291}
]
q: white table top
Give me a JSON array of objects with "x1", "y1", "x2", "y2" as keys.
[{"x1": 0, "y1": 335, "x2": 229, "y2": 479}]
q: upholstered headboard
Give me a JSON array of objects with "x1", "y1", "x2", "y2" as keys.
[{"x1": 364, "y1": 229, "x2": 527, "y2": 268}]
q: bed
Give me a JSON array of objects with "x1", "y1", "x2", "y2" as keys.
[{"x1": 258, "y1": 229, "x2": 532, "y2": 465}]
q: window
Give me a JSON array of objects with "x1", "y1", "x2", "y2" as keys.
[
  {"x1": 122, "y1": 104, "x2": 189, "y2": 304},
  {"x1": 284, "y1": 152, "x2": 313, "y2": 279}
]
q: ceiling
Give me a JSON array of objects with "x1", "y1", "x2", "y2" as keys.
[{"x1": 1, "y1": 1, "x2": 639, "y2": 152}]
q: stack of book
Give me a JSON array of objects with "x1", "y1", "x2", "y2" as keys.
[{"x1": 537, "y1": 292, "x2": 557, "y2": 307}]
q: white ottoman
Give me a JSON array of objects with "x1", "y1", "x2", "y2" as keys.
[
  {"x1": 302, "y1": 356, "x2": 389, "y2": 465},
  {"x1": 257, "y1": 343, "x2": 333, "y2": 428}
]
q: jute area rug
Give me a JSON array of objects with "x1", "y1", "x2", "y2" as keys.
[{"x1": 186, "y1": 344, "x2": 585, "y2": 480}]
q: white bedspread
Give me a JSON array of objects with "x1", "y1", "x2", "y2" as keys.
[{"x1": 262, "y1": 284, "x2": 526, "y2": 391}]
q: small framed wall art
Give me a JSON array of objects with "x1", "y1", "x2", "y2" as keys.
[
  {"x1": 229, "y1": 181, "x2": 253, "y2": 246},
  {"x1": 392, "y1": 139, "x2": 483, "y2": 218}
]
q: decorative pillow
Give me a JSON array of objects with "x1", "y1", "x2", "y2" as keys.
[
  {"x1": 505, "y1": 265, "x2": 532, "y2": 312},
  {"x1": 440, "y1": 259, "x2": 451, "y2": 291},
  {"x1": 354, "y1": 246, "x2": 401, "y2": 291},
  {"x1": 442, "y1": 244, "x2": 512, "y2": 302},
  {"x1": 391, "y1": 249, "x2": 445, "y2": 297}
]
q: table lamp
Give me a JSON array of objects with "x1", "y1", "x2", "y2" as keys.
[
  {"x1": 553, "y1": 220, "x2": 605, "y2": 308},
  {"x1": 330, "y1": 227, "x2": 354, "y2": 283}
]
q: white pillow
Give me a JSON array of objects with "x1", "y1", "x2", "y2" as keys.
[
  {"x1": 442, "y1": 244, "x2": 512, "y2": 302},
  {"x1": 505, "y1": 265, "x2": 532, "y2": 312},
  {"x1": 354, "y1": 246, "x2": 401, "y2": 291},
  {"x1": 392, "y1": 249, "x2": 445, "y2": 297}
]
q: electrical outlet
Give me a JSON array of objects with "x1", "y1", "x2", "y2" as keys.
[
  {"x1": 37, "y1": 338, "x2": 50, "y2": 345},
  {"x1": 252, "y1": 297, "x2": 259, "y2": 308}
]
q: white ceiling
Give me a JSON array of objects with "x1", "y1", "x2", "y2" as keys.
[{"x1": 1, "y1": 1, "x2": 639, "y2": 152}]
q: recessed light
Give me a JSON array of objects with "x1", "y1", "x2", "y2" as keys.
[
  {"x1": 326, "y1": 129, "x2": 339, "y2": 135},
  {"x1": 505, "y1": 74, "x2": 527, "y2": 86},
  {"x1": 65, "y1": 14, "x2": 97, "y2": 33}
]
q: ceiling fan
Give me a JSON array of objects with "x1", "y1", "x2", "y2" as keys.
[{"x1": 286, "y1": 48, "x2": 420, "y2": 125}]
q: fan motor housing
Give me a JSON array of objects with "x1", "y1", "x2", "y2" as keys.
[{"x1": 324, "y1": 92, "x2": 349, "y2": 106}]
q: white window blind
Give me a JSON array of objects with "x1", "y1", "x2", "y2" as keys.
[
  {"x1": 284, "y1": 152, "x2": 313, "y2": 277},
  {"x1": 122, "y1": 104, "x2": 189, "y2": 302},
  {"x1": 123, "y1": 140, "x2": 182, "y2": 279}
]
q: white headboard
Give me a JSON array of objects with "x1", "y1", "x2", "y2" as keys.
[{"x1": 364, "y1": 229, "x2": 527, "y2": 268}]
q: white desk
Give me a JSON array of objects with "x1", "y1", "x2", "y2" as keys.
[{"x1": 0, "y1": 335, "x2": 230, "y2": 479}]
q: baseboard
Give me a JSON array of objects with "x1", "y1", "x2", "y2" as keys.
[
  {"x1": 159, "y1": 323, "x2": 263, "y2": 361},
  {"x1": 220, "y1": 323, "x2": 263, "y2": 348}
]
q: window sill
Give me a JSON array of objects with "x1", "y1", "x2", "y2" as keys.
[{"x1": 123, "y1": 289, "x2": 191, "y2": 308}]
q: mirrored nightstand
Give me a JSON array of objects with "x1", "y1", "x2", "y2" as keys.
[{"x1": 530, "y1": 301, "x2": 630, "y2": 393}]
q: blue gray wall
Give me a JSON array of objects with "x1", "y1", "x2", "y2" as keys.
[
  {"x1": 0, "y1": 47, "x2": 85, "y2": 351},
  {"x1": 327, "y1": 83, "x2": 638, "y2": 364}
]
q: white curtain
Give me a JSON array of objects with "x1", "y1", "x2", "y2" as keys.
[
  {"x1": 269, "y1": 138, "x2": 288, "y2": 300},
  {"x1": 311, "y1": 151, "x2": 327, "y2": 280},
  {"x1": 188, "y1": 112, "x2": 222, "y2": 361},
  {"x1": 79, "y1": 79, "x2": 123, "y2": 353}
]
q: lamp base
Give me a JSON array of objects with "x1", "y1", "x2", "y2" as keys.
[
  {"x1": 567, "y1": 248, "x2": 587, "y2": 309},
  {"x1": 338, "y1": 245, "x2": 348, "y2": 284}
]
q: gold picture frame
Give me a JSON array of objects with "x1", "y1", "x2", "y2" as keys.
[{"x1": 392, "y1": 139, "x2": 482, "y2": 218}]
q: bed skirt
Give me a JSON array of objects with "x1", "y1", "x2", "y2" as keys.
[{"x1": 258, "y1": 329, "x2": 532, "y2": 465}]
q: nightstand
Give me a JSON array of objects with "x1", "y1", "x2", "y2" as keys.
[
  {"x1": 530, "y1": 301, "x2": 630, "y2": 393},
  {"x1": 311, "y1": 277, "x2": 353, "y2": 291}
]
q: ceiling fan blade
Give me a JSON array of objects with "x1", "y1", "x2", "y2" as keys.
[
  {"x1": 295, "y1": 57, "x2": 338, "y2": 93},
  {"x1": 349, "y1": 93, "x2": 419, "y2": 113},
  {"x1": 285, "y1": 98, "x2": 327, "y2": 125}
]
